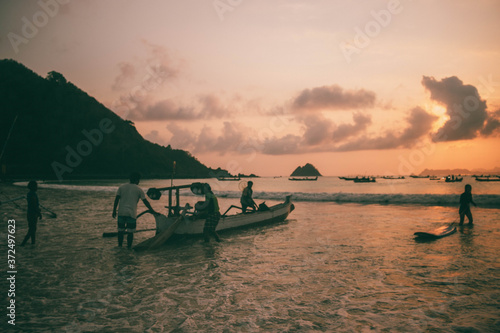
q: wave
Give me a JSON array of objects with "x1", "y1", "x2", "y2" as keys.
[
  {"x1": 19, "y1": 182, "x2": 500, "y2": 209},
  {"x1": 218, "y1": 191, "x2": 500, "y2": 209}
]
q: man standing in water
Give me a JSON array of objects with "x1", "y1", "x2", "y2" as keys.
[
  {"x1": 240, "y1": 181, "x2": 258, "y2": 213},
  {"x1": 112, "y1": 172, "x2": 157, "y2": 248},
  {"x1": 202, "y1": 183, "x2": 221, "y2": 243},
  {"x1": 21, "y1": 180, "x2": 42, "y2": 246},
  {"x1": 459, "y1": 184, "x2": 477, "y2": 225}
]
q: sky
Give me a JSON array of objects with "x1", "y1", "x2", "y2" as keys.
[{"x1": 1, "y1": 0, "x2": 500, "y2": 177}]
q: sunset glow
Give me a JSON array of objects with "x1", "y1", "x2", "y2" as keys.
[{"x1": 1, "y1": 0, "x2": 499, "y2": 176}]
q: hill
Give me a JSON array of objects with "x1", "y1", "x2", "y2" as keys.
[
  {"x1": 0, "y1": 59, "x2": 225, "y2": 180},
  {"x1": 290, "y1": 163, "x2": 322, "y2": 177},
  {"x1": 419, "y1": 167, "x2": 500, "y2": 176}
]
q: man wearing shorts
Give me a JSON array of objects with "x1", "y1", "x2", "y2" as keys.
[
  {"x1": 459, "y1": 184, "x2": 477, "y2": 225},
  {"x1": 112, "y1": 172, "x2": 157, "y2": 248},
  {"x1": 202, "y1": 184, "x2": 221, "y2": 243}
]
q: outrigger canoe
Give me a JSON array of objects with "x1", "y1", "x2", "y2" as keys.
[{"x1": 134, "y1": 183, "x2": 294, "y2": 250}]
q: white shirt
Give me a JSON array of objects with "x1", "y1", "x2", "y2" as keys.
[{"x1": 116, "y1": 183, "x2": 146, "y2": 218}]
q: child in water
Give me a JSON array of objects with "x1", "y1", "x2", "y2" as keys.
[{"x1": 459, "y1": 184, "x2": 476, "y2": 225}]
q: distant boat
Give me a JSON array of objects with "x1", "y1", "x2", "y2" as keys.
[
  {"x1": 217, "y1": 175, "x2": 240, "y2": 181},
  {"x1": 445, "y1": 175, "x2": 463, "y2": 182},
  {"x1": 475, "y1": 176, "x2": 500, "y2": 182},
  {"x1": 288, "y1": 176, "x2": 318, "y2": 181},
  {"x1": 381, "y1": 176, "x2": 405, "y2": 180},
  {"x1": 353, "y1": 176, "x2": 376, "y2": 183},
  {"x1": 339, "y1": 176, "x2": 358, "y2": 181},
  {"x1": 410, "y1": 175, "x2": 429, "y2": 179}
]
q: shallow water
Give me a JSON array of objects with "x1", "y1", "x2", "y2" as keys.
[{"x1": 1, "y1": 182, "x2": 499, "y2": 332}]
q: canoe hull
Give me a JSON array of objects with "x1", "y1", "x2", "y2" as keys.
[{"x1": 157, "y1": 196, "x2": 294, "y2": 236}]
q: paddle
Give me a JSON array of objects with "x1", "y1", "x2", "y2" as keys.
[
  {"x1": 222, "y1": 205, "x2": 243, "y2": 217},
  {"x1": 102, "y1": 209, "x2": 153, "y2": 237},
  {"x1": 103, "y1": 228, "x2": 156, "y2": 238},
  {"x1": 40, "y1": 204, "x2": 57, "y2": 218},
  {"x1": 0, "y1": 196, "x2": 25, "y2": 205},
  {"x1": 0, "y1": 192, "x2": 24, "y2": 211}
]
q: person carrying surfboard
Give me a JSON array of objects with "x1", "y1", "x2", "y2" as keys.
[
  {"x1": 459, "y1": 184, "x2": 476, "y2": 225},
  {"x1": 112, "y1": 172, "x2": 158, "y2": 248}
]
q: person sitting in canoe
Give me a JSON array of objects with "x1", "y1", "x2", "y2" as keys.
[
  {"x1": 112, "y1": 172, "x2": 158, "y2": 248},
  {"x1": 459, "y1": 184, "x2": 476, "y2": 225},
  {"x1": 240, "y1": 181, "x2": 258, "y2": 213}
]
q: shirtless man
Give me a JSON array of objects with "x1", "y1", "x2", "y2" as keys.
[{"x1": 459, "y1": 184, "x2": 477, "y2": 225}]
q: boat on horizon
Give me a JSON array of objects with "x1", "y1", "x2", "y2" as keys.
[
  {"x1": 288, "y1": 176, "x2": 318, "y2": 181},
  {"x1": 475, "y1": 176, "x2": 500, "y2": 182},
  {"x1": 217, "y1": 175, "x2": 241, "y2": 181},
  {"x1": 339, "y1": 176, "x2": 358, "y2": 181},
  {"x1": 353, "y1": 176, "x2": 376, "y2": 183},
  {"x1": 381, "y1": 176, "x2": 405, "y2": 180},
  {"x1": 445, "y1": 175, "x2": 463, "y2": 182}
]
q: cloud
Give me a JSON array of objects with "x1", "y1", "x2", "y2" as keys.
[
  {"x1": 141, "y1": 39, "x2": 181, "y2": 80},
  {"x1": 166, "y1": 121, "x2": 253, "y2": 154},
  {"x1": 332, "y1": 107, "x2": 437, "y2": 152},
  {"x1": 291, "y1": 85, "x2": 376, "y2": 111},
  {"x1": 481, "y1": 109, "x2": 500, "y2": 136},
  {"x1": 127, "y1": 99, "x2": 196, "y2": 121},
  {"x1": 111, "y1": 40, "x2": 183, "y2": 119},
  {"x1": 112, "y1": 62, "x2": 136, "y2": 91},
  {"x1": 299, "y1": 114, "x2": 334, "y2": 145},
  {"x1": 332, "y1": 112, "x2": 372, "y2": 141},
  {"x1": 261, "y1": 134, "x2": 303, "y2": 155},
  {"x1": 166, "y1": 123, "x2": 197, "y2": 149},
  {"x1": 399, "y1": 107, "x2": 439, "y2": 146},
  {"x1": 421, "y1": 76, "x2": 488, "y2": 142},
  {"x1": 143, "y1": 130, "x2": 169, "y2": 146},
  {"x1": 123, "y1": 93, "x2": 238, "y2": 121},
  {"x1": 207, "y1": 122, "x2": 247, "y2": 154}
]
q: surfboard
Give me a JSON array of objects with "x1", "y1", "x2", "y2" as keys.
[{"x1": 414, "y1": 224, "x2": 457, "y2": 239}]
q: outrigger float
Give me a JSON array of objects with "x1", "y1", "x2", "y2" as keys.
[{"x1": 133, "y1": 182, "x2": 295, "y2": 250}]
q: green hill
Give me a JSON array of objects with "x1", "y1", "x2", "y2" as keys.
[{"x1": 0, "y1": 59, "x2": 223, "y2": 180}]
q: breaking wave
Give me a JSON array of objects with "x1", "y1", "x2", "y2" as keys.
[{"x1": 218, "y1": 191, "x2": 500, "y2": 209}]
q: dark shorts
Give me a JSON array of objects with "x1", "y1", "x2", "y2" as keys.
[
  {"x1": 203, "y1": 212, "x2": 220, "y2": 233},
  {"x1": 117, "y1": 216, "x2": 137, "y2": 233},
  {"x1": 459, "y1": 206, "x2": 471, "y2": 215},
  {"x1": 27, "y1": 214, "x2": 38, "y2": 230}
]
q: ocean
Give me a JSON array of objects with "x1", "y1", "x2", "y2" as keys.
[{"x1": 1, "y1": 176, "x2": 499, "y2": 332}]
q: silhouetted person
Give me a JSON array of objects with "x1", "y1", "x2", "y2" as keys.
[
  {"x1": 112, "y1": 172, "x2": 157, "y2": 248},
  {"x1": 202, "y1": 184, "x2": 221, "y2": 243},
  {"x1": 459, "y1": 184, "x2": 476, "y2": 225},
  {"x1": 21, "y1": 181, "x2": 42, "y2": 246},
  {"x1": 240, "y1": 181, "x2": 258, "y2": 213}
]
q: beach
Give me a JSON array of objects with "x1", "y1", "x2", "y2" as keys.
[{"x1": 1, "y1": 178, "x2": 499, "y2": 332}]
